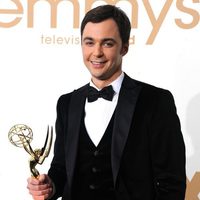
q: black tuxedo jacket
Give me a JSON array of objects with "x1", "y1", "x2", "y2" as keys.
[{"x1": 48, "y1": 74, "x2": 186, "y2": 200}]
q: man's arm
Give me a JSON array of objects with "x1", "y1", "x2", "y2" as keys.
[
  {"x1": 150, "y1": 90, "x2": 186, "y2": 199},
  {"x1": 47, "y1": 94, "x2": 70, "y2": 199}
]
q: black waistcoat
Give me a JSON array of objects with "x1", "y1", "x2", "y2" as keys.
[{"x1": 72, "y1": 113, "x2": 115, "y2": 200}]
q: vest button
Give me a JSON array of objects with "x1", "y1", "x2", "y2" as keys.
[
  {"x1": 93, "y1": 150, "x2": 99, "y2": 156},
  {"x1": 92, "y1": 167, "x2": 98, "y2": 173},
  {"x1": 89, "y1": 184, "x2": 96, "y2": 190}
]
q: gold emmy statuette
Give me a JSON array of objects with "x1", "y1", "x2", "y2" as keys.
[{"x1": 8, "y1": 124, "x2": 53, "y2": 178}]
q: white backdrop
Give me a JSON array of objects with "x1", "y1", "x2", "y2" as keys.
[{"x1": 0, "y1": 0, "x2": 200, "y2": 199}]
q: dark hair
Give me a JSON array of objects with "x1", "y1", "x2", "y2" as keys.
[{"x1": 81, "y1": 5, "x2": 131, "y2": 44}]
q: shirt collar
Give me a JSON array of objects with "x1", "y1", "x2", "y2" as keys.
[{"x1": 90, "y1": 72, "x2": 124, "y2": 95}]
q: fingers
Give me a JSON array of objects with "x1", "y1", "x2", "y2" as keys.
[
  {"x1": 30, "y1": 188, "x2": 52, "y2": 200},
  {"x1": 27, "y1": 174, "x2": 53, "y2": 200}
]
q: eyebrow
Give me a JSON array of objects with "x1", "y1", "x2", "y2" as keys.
[{"x1": 82, "y1": 37, "x2": 116, "y2": 43}]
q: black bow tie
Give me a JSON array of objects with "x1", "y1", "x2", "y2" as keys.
[{"x1": 87, "y1": 85, "x2": 115, "y2": 102}]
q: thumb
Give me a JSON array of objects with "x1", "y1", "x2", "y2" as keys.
[
  {"x1": 37, "y1": 174, "x2": 47, "y2": 183},
  {"x1": 38, "y1": 174, "x2": 52, "y2": 185}
]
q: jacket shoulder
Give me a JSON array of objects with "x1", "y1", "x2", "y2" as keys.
[
  {"x1": 124, "y1": 74, "x2": 175, "y2": 108},
  {"x1": 57, "y1": 83, "x2": 89, "y2": 105},
  {"x1": 126, "y1": 75, "x2": 173, "y2": 99}
]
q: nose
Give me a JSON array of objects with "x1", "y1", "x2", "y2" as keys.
[{"x1": 93, "y1": 44, "x2": 103, "y2": 57}]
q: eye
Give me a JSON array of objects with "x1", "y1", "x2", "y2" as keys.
[
  {"x1": 103, "y1": 41, "x2": 114, "y2": 48},
  {"x1": 83, "y1": 40, "x2": 94, "y2": 46}
]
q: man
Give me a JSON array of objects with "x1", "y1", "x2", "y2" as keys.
[{"x1": 27, "y1": 5, "x2": 186, "y2": 200}]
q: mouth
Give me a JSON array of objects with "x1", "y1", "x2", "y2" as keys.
[{"x1": 90, "y1": 60, "x2": 107, "y2": 67}]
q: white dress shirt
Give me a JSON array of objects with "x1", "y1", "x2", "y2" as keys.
[{"x1": 84, "y1": 72, "x2": 124, "y2": 146}]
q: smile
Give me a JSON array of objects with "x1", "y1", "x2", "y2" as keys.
[{"x1": 91, "y1": 61, "x2": 106, "y2": 64}]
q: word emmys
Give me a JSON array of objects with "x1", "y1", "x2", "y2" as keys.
[{"x1": 0, "y1": 0, "x2": 199, "y2": 44}]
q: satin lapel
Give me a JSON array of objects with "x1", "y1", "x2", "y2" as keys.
[
  {"x1": 111, "y1": 74, "x2": 142, "y2": 185},
  {"x1": 65, "y1": 84, "x2": 88, "y2": 189}
]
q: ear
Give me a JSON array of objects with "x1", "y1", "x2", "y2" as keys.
[{"x1": 120, "y1": 43, "x2": 129, "y2": 56}]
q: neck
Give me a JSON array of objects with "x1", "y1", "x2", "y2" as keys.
[{"x1": 91, "y1": 71, "x2": 122, "y2": 89}]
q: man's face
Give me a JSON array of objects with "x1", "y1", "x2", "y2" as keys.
[{"x1": 81, "y1": 18, "x2": 128, "y2": 87}]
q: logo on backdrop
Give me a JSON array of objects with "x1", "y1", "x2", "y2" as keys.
[
  {"x1": 186, "y1": 173, "x2": 200, "y2": 200},
  {"x1": 0, "y1": 0, "x2": 199, "y2": 45}
]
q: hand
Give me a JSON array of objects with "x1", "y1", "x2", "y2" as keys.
[{"x1": 27, "y1": 174, "x2": 54, "y2": 200}]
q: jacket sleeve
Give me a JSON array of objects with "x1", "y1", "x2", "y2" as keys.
[
  {"x1": 48, "y1": 94, "x2": 70, "y2": 199},
  {"x1": 149, "y1": 90, "x2": 186, "y2": 200}
]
